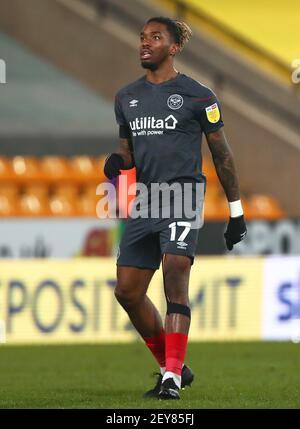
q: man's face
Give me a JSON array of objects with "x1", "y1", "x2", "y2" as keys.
[{"x1": 140, "y1": 22, "x2": 177, "y2": 70}]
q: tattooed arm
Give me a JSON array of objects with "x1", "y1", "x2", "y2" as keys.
[
  {"x1": 205, "y1": 127, "x2": 247, "y2": 250},
  {"x1": 205, "y1": 128, "x2": 240, "y2": 202}
]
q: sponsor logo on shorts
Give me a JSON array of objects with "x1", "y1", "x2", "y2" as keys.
[{"x1": 177, "y1": 241, "x2": 188, "y2": 250}]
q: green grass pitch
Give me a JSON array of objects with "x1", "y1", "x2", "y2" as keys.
[{"x1": 0, "y1": 342, "x2": 299, "y2": 408}]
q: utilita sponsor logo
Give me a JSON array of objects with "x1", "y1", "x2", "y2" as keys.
[{"x1": 129, "y1": 114, "x2": 178, "y2": 136}]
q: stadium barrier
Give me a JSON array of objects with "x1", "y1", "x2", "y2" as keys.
[{"x1": 0, "y1": 257, "x2": 299, "y2": 344}]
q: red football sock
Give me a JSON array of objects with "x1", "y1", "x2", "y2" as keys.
[
  {"x1": 143, "y1": 329, "x2": 166, "y2": 368},
  {"x1": 165, "y1": 332, "x2": 188, "y2": 375}
]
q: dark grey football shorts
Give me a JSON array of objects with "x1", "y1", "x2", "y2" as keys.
[{"x1": 117, "y1": 215, "x2": 201, "y2": 270}]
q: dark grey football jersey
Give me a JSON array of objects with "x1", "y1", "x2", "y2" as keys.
[{"x1": 114, "y1": 73, "x2": 224, "y2": 187}]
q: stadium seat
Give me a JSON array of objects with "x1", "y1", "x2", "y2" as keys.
[
  {"x1": 0, "y1": 157, "x2": 14, "y2": 181},
  {"x1": 20, "y1": 184, "x2": 50, "y2": 216},
  {"x1": 248, "y1": 194, "x2": 285, "y2": 220},
  {"x1": 98, "y1": 156, "x2": 109, "y2": 182},
  {"x1": 24, "y1": 184, "x2": 49, "y2": 198},
  {"x1": 78, "y1": 193, "x2": 98, "y2": 217},
  {"x1": 40, "y1": 156, "x2": 71, "y2": 183},
  {"x1": 11, "y1": 156, "x2": 41, "y2": 182},
  {"x1": 0, "y1": 184, "x2": 19, "y2": 198},
  {"x1": 49, "y1": 193, "x2": 78, "y2": 217},
  {"x1": 205, "y1": 183, "x2": 222, "y2": 201},
  {"x1": 204, "y1": 195, "x2": 229, "y2": 221},
  {"x1": 202, "y1": 158, "x2": 218, "y2": 185},
  {"x1": 77, "y1": 184, "x2": 98, "y2": 216},
  {"x1": 20, "y1": 194, "x2": 50, "y2": 217},
  {"x1": 240, "y1": 196, "x2": 253, "y2": 220},
  {"x1": 203, "y1": 197, "x2": 219, "y2": 221},
  {"x1": 69, "y1": 156, "x2": 100, "y2": 184},
  {"x1": 0, "y1": 194, "x2": 20, "y2": 216},
  {"x1": 52, "y1": 184, "x2": 78, "y2": 199},
  {"x1": 0, "y1": 156, "x2": 287, "y2": 222},
  {"x1": 82, "y1": 183, "x2": 97, "y2": 196}
]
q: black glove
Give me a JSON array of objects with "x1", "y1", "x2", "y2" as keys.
[
  {"x1": 104, "y1": 153, "x2": 124, "y2": 179},
  {"x1": 224, "y1": 215, "x2": 247, "y2": 251}
]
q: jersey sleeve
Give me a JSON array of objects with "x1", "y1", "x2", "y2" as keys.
[
  {"x1": 194, "y1": 89, "x2": 224, "y2": 134},
  {"x1": 114, "y1": 94, "x2": 131, "y2": 139}
]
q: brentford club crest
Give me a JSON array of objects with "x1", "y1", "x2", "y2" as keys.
[{"x1": 167, "y1": 94, "x2": 183, "y2": 110}]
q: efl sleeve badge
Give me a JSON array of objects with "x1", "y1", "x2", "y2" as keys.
[{"x1": 205, "y1": 103, "x2": 220, "y2": 123}]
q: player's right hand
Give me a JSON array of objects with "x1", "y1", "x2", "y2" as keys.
[
  {"x1": 224, "y1": 215, "x2": 247, "y2": 251},
  {"x1": 104, "y1": 153, "x2": 125, "y2": 179}
]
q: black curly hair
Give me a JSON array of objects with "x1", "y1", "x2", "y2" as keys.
[{"x1": 146, "y1": 16, "x2": 192, "y2": 51}]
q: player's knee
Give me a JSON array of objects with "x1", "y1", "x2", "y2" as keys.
[
  {"x1": 114, "y1": 286, "x2": 130, "y2": 307},
  {"x1": 114, "y1": 285, "x2": 139, "y2": 309},
  {"x1": 163, "y1": 255, "x2": 190, "y2": 303},
  {"x1": 163, "y1": 255, "x2": 191, "y2": 285},
  {"x1": 164, "y1": 254, "x2": 191, "y2": 274}
]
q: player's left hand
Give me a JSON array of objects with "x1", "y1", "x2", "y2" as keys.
[
  {"x1": 104, "y1": 153, "x2": 124, "y2": 179},
  {"x1": 224, "y1": 215, "x2": 247, "y2": 251}
]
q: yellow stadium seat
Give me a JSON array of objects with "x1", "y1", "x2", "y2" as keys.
[
  {"x1": 82, "y1": 183, "x2": 97, "y2": 197},
  {"x1": 40, "y1": 156, "x2": 71, "y2": 183},
  {"x1": 49, "y1": 193, "x2": 78, "y2": 217},
  {"x1": 24, "y1": 184, "x2": 49, "y2": 199},
  {"x1": 202, "y1": 158, "x2": 218, "y2": 185},
  {"x1": 240, "y1": 196, "x2": 253, "y2": 220},
  {"x1": 205, "y1": 183, "x2": 222, "y2": 201},
  {"x1": 98, "y1": 156, "x2": 108, "y2": 182},
  {"x1": 20, "y1": 193, "x2": 50, "y2": 217},
  {"x1": 78, "y1": 194, "x2": 98, "y2": 217},
  {"x1": 80, "y1": 184, "x2": 110, "y2": 217},
  {"x1": 1, "y1": 155, "x2": 286, "y2": 223},
  {"x1": 69, "y1": 156, "x2": 100, "y2": 183},
  {"x1": 11, "y1": 156, "x2": 41, "y2": 183},
  {"x1": 204, "y1": 195, "x2": 229, "y2": 221},
  {"x1": 248, "y1": 194, "x2": 285, "y2": 220},
  {"x1": 0, "y1": 184, "x2": 19, "y2": 198},
  {"x1": 0, "y1": 157, "x2": 14, "y2": 181},
  {"x1": 0, "y1": 194, "x2": 20, "y2": 216},
  {"x1": 78, "y1": 184, "x2": 105, "y2": 217},
  {"x1": 52, "y1": 184, "x2": 78, "y2": 199}
]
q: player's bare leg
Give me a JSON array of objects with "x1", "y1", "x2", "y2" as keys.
[
  {"x1": 115, "y1": 266, "x2": 162, "y2": 337},
  {"x1": 163, "y1": 254, "x2": 191, "y2": 335},
  {"x1": 115, "y1": 265, "x2": 167, "y2": 381},
  {"x1": 115, "y1": 264, "x2": 193, "y2": 398},
  {"x1": 159, "y1": 253, "x2": 193, "y2": 399}
]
